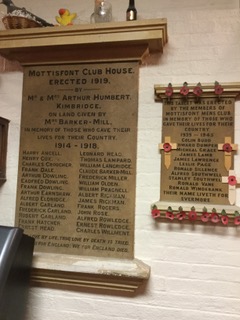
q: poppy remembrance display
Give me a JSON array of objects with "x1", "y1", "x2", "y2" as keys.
[
  {"x1": 151, "y1": 206, "x2": 240, "y2": 226},
  {"x1": 164, "y1": 81, "x2": 225, "y2": 99}
]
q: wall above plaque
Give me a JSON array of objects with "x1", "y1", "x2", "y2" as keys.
[{"x1": 152, "y1": 82, "x2": 240, "y2": 226}]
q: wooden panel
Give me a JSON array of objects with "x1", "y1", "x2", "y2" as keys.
[{"x1": 0, "y1": 117, "x2": 10, "y2": 181}]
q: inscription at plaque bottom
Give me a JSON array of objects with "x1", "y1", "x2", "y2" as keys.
[{"x1": 15, "y1": 62, "x2": 139, "y2": 259}]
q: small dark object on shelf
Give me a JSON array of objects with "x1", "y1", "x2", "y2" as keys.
[{"x1": 126, "y1": 0, "x2": 137, "y2": 21}]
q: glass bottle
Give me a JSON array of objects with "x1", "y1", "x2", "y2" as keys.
[
  {"x1": 126, "y1": 0, "x2": 137, "y2": 21},
  {"x1": 91, "y1": 0, "x2": 112, "y2": 23}
]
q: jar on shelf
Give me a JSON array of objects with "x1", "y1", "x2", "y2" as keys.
[{"x1": 90, "y1": 0, "x2": 112, "y2": 23}]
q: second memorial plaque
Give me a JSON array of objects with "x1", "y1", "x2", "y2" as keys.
[
  {"x1": 160, "y1": 97, "x2": 234, "y2": 205},
  {"x1": 15, "y1": 62, "x2": 139, "y2": 259}
]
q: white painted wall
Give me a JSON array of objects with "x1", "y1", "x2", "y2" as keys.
[{"x1": 1, "y1": 1, "x2": 240, "y2": 319}]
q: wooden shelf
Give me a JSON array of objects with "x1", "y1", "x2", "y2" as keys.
[
  {"x1": 0, "y1": 18, "x2": 167, "y2": 64},
  {"x1": 31, "y1": 254, "x2": 150, "y2": 294}
]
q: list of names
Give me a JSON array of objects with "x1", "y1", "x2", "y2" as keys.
[{"x1": 160, "y1": 97, "x2": 234, "y2": 205}]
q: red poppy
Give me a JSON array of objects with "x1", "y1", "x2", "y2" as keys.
[
  {"x1": 214, "y1": 81, "x2": 224, "y2": 96},
  {"x1": 165, "y1": 207, "x2": 174, "y2": 220},
  {"x1": 193, "y1": 83, "x2": 203, "y2": 97},
  {"x1": 177, "y1": 211, "x2": 186, "y2": 221},
  {"x1": 234, "y1": 212, "x2": 240, "y2": 225},
  {"x1": 201, "y1": 212, "x2": 210, "y2": 222},
  {"x1": 223, "y1": 143, "x2": 232, "y2": 153},
  {"x1": 180, "y1": 82, "x2": 189, "y2": 96},
  {"x1": 165, "y1": 84, "x2": 173, "y2": 97},
  {"x1": 221, "y1": 215, "x2": 229, "y2": 225},
  {"x1": 234, "y1": 216, "x2": 240, "y2": 225},
  {"x1": 152, "y1": 208, "x2": 161, "y2": 219},
  {"x1": 228, "y1": 175, "x2": 237, "y2": 186},
  {"x1": 188, "y1": 210, "x2": 197, "y2": 221},
  {"x1": 211, "y1": 212, "x2": 220, "y2": 223},
  {"x1": 163, "y1": 142, "x2": 172, "y2": 153}
]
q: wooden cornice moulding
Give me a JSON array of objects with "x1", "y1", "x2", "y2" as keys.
[
  {"x1": 0, "y1": 18, "x2": 167, "y2": 64},
  {"x1": 30, "y1": 253, "x2": 150, "y2": 293}
]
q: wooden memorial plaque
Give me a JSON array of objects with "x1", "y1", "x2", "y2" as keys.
[
  {"x1": 15, "y1": 62, "x2": 139, "y2": 259},
  {"x1": 153, "y1": 83, "x2": 240, "y2": 221}
]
